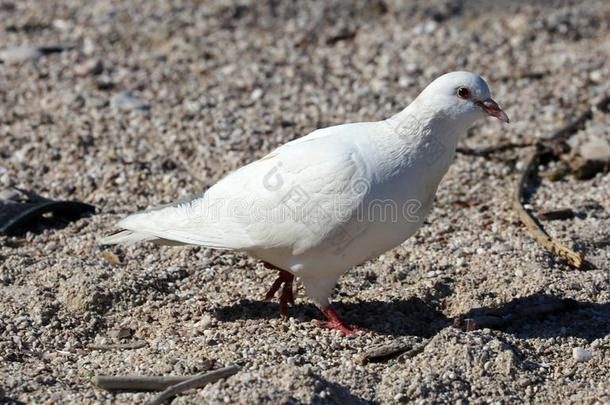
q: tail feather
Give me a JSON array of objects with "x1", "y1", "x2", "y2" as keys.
[
  {"x1": 98, "y1": 230, "x2": 157, "y2": 246},
  {"x1": 99, "y1": 229, "x2": 189, "y2": 246},
  {"x1": 99, "y1": 192, "x2": 245, "y2": 248}
]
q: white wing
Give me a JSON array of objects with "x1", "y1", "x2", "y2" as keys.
[{"x1": 107, "y1": 123, "x2": 374, "y2": 255}]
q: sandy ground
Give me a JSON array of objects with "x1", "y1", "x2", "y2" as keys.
[{"x1": 1, "y1": 0, "x2": 609, "y2": 403}]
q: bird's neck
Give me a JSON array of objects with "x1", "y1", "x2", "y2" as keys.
[{"x1": 386, "y1": 103, "x2": 466, "y2": 155}]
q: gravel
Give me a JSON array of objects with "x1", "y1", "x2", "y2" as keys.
[{"x1": 1, "y1": 0, "x2": 609, "y2": 403}]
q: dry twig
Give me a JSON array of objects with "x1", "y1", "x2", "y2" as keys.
[
  {"x1": 88, "y1": 341, "x2": 147, "y2": 351},
  {"x1": 456, "y1": 141, "x2": 534, "y2": 157},
  {"x1": 539, "y1": 208, "x2": 575, "y2": 221},
  {"x1": 93, "y1": 365, "x2": 239, "y2": 398},
  {"x1": 513, "y1": 147, "x2": 584, "y2": 268},
  {"x1": 94, "y1": 375, "x2": 195, "y2": 391},
  {"x1": 511, "y1": 95, "x2": 610, "y2": 268},
  {"x1": 148, "y1": 365, "x2": 239, "y2": 405},
  {"x1": 397, "y1": 338, "x2": 432, "y2": 362},
  {"x1": 358, "y1": 341, "x2": 412, "y2": 364},
  {"x1": 358, "y1": 338, "x2": 432, "y2": 364}
]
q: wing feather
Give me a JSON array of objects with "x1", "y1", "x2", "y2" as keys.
[{"x1": 107, "y1": 124, "x2": 373, "y2": 254}]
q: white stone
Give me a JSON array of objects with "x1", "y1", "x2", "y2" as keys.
[
  {"x1": 572, "y1": 347, "x2": 592, "y2": 362},
  {"x1": 580, "y1": 138, "x2": 610, "y2": 162},
  {"x1": 0, "y1": 46, "x2": 43, "y2": 64},
  {"x1": 250, "y1": 88, "x2": 264, "y2": 101}
]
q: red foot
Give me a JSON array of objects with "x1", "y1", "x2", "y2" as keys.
[
  {"x1": 316, "y1": 307, "x2": 359, "y2": 335},
  {"x1": 263, "y1": 267, "x2": 294, "y2": 318}
]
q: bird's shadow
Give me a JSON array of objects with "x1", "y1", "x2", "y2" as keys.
[
  {"x1": 214, "y1": 293, "x2": 610, "y2": 340},
  {"x1": 215, "y1": 295, "x2": 445, "y2": 337}
]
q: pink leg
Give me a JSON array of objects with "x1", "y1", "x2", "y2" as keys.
[
  {"x1": 261, "y1": 263, "x2": 358, "y2": 334},
  {"x1": 262, "y1": 265, "x2": 295, "y2": 318},
  {"x1": 316, "y1": 306, "x2": 358, "y2": 335}
]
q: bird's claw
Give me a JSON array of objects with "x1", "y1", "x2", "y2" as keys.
[
  {"x1": 316, "y1": 306, "x2": 367, "y2": 335},
  {"x1": 313, "y1": 319, "x2": 360, "y2": 335}
]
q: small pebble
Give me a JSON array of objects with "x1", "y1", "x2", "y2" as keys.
[
  {"x1": 74, "y1": 59, "x2": 103, "y2": 76},
  {"x1": 572, "y1": 347, "x2": 592, "y2": 362},
  {"x1": 110, "y1": 92, "x2": 149, "y2": 111},
  {"x1": 199, "y1": 314, "x2": 213, "y2": 328},
  {"x1": 111, "y1": 327, "x2": 133, "y2": 339},
  {"x1": 250, "y1": 88, "x2": 264, "y2": 101},
  {"x1": 0, "y1": 46, "x2": 43, "y2": 64},
  {"x1": 579, "y1": 138, "x2": 610, "y2": 162}
]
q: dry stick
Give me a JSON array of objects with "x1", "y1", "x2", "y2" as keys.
[
  {"x1": 88, "y1": 340, "x2": 147, "y2": 351},
  {"x1": 513, "y1": 146, "x2": 584, "y2": 268},
  {"x1": 148, "y1": 365, "x2": 239, "y2": 405},
  {"x1": 359, "y1": 338, "x2": 433, "y2": 364},
  {"x1": 456, "y1": 141, "x2": 534, "y2": 157},
  {"x1": 397, "y1": 338, "x2": 432, "y2": 362},
  {"x1": 512, "y1": 94, "x2": 610, "y2": 269},
  {"x1": 94, "y1": 365, "x2": 239, "y2": 394},
  {"x1": 539, "y1": 208, "x2": 575, "y2": 221},
  {"x1": 94, "y1": 375, "x2": 195, "y2": 391},
  {"x1": 358, "y1": 341, "x2": 412, "y2": 364}
]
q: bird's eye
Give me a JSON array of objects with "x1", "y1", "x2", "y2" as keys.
[{"x1": 457, "y1": 87, "x2": 470, "y2": 99}]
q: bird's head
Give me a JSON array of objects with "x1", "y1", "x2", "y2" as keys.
[{"x1": 415, "y1": 71, "x2": 509, "y2": 125}]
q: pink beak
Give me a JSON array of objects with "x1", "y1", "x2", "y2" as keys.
[{"x1": 477, "y1": 99, "x2": 509, "y2": 123}]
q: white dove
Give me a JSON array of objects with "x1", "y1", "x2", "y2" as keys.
[{"x1": 100, "y1": 71, "x2": 508, "y2": 334}]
